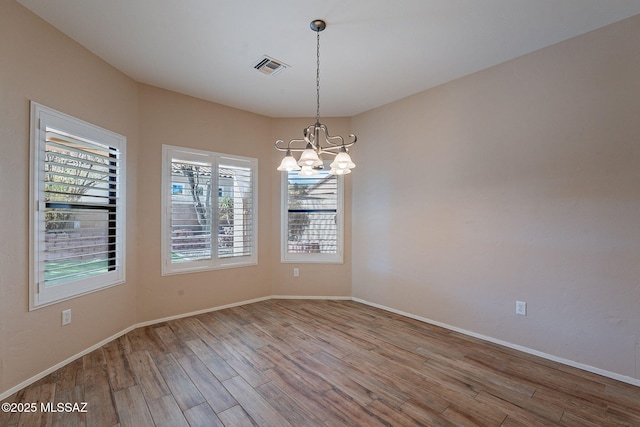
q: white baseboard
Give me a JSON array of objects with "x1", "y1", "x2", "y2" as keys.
[
  {"x1": 352, "y1": 297, "x2": 640, "y2": 388},
  {"x1": 271, "y1": 295, "x2": 352, "y2": 301},
  {"x1": 3, "y1": 294, "x2": 637, "y2": 400},
  {"x1": 135, "y1": 295, "x2": 273, "y2": 328}
]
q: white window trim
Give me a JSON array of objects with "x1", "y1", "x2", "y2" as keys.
[
  {"x1": 280, "y1": 164, "x2": 344, "y2": 264},
  {"x1": 29, "y1": 102, "x2": 126, "y2": 310},
  {"x1": 161, "y1": 145, "x2": 258, "y2": 275}
]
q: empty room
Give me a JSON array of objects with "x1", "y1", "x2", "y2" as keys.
[{"x1": 1, "y1": 0, "x2": 639, "y2": 425}]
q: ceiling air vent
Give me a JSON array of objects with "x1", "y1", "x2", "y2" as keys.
[{"x1": 253, "y1": 55, "x2": 288, "y2": 76}]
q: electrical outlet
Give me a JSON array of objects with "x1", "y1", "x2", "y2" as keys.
[
  {"x1": 516, "y1": 301, "x2": 527, "y2": 316},
  {"x1": 293, "y1": 268, "x2": 299, "y2": 277},
  {"x1": 62, "y1": 309, "x2": 72, "y2": 326}
]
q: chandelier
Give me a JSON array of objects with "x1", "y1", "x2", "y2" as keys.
[{"x1": 275, "y1": 19, "x2": 357, "y2": 176}]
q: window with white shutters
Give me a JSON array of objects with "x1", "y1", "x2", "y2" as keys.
[
  {"x1": 162, "y1": 145, "x2": 257, "y2": 274},
  {"x1": 30, "y1": 102, "x2": 126, "y2": 309},
  {"x1": 281, "y1": 164, "x2": 343, "y2": 263}
]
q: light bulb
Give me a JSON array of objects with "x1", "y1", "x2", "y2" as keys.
[{"x1": 329, "y1": 167, "x2": 351, "y2": 175}]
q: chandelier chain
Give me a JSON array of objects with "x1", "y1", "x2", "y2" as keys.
[{"x1": 316, "y1": 29, "x2": 321, "y2": 125}]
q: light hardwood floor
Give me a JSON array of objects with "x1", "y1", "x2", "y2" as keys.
[{"x1": 2, "y1": 299, "x2": 639, "y2": 426}]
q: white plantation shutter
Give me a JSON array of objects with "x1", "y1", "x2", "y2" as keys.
[
  {"x1": 169, "y1": 158, "x2": 213, "y2": 264},
  {"x1": 282, "y1": 165, "x2": 343, "y2": 263},
  {"x1": 218, "y1": 160, "x2": 255, "y2": 259},
  {"x1": 31, "y1": 103, "x2": 126, "y2": 309},
  {"x1": 162, "y1": 146, "x2": 257, "y2": 275}
]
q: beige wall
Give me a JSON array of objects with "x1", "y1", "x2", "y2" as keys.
[
  {"x1": 352, "y1": 14, "x2": 640, "y2": 381},
  {"x1": 270, "y1": 118, "x2": 353, "y2": 297},
  {"x1": 2, "y1": 0, "x2": 639, "y2": 396},
  {"x1": 0, "y1": 0, "x2": 139, "y2": 393},
  {"x1": 136, "y1": 85, "x2": 273, "y2": 322}
]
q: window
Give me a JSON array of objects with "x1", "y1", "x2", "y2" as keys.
[
  {"x1": 162, "y1": 145, "x2": 257, "y2": 274},
  {"x1": 30, "y1": 102, "x2": 126, "y2": 309},
  {"x1": 281, "y1": 164, "x2": 344, "y2": 263}
]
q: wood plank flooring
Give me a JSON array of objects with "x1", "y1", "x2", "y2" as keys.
[{"x1": 2, "y1": 299, "x2": 639, "y2": 426}]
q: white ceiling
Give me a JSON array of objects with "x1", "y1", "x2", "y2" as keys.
[{"x1": 16, "y1": 0, "x2": 640, "y2": 118}]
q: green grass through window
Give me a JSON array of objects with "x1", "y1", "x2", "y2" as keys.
[{"x1": 45, "y1": 260, "x2": 109, "y2": 286}]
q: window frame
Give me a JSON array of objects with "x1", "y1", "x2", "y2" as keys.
[
  {"x1": 281, "y1": 162, "x2": 344, "y2": 264},
  {"x1": 161, "y1": 145, "x2": 258, "y2": 275},
  {"x1": 29, "y1": 102, "x2": 127, "y2": 310}
]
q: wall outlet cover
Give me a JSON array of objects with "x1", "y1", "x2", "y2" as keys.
[
  {"x1": 62, "y1": 309, "x2": 72, "y2": 326},
  {"x1": 516, "y1": 301, "x2": 527, "y2": 316}
]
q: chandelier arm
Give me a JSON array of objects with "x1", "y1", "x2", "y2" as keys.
[
  {"x1": 303, "y1": 125, "x2": 316, "y2": 144},
  {"x1": 275, "y1": 138, "x2": 305, "y2": 151},
  {"x1": 320, "y1": 129, "x2": 357, "y2": 148},
  {"x1": 343, "y1": 134, "x2": 358, "y2": 146},
  {"x1": 274, "y1": 139, "x2": 292, "y2": 151},
  {"x1": 323, "y1": 134, "x2": 345, "y2": 146},
  {"x1": 321, "y1": 140, "x2": 357, "y2": 151},
  {"x1": 275, "y1": 138, "x2": 316, "y2": 152}
]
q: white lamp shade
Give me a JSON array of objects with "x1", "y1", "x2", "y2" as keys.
[
  {"x1": 329, "y1": 151, "x2": 355, "y2": 170},
  {"x1": 277, "y1": 155, "x2": 301, "y2": 171},
  {"x1": 298, "y1": 165, "x2": 319, "y2": 176},
  {"x1": 329, "y1": 167, "x2": 351, "y2": 175},
  {"x1": 298, "y1": 148, "x2": 321, "y2": 167}
]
